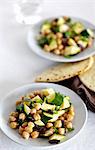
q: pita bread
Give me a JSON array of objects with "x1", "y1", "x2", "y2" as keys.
[
  {"x1": 79, "y1": 56, "x2": 95, "y2": 92},
  {"x1": 35, "y1": 57, "x2": 94, "y2": 82}
]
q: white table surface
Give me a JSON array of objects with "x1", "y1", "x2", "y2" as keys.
[{"x1": 0, "y1": 0, "x2": 95, "y2": 150}]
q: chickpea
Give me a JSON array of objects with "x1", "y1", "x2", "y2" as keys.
[
  {"x1": 46, "y1": 123, "x2": 53, "y2": 128},
  {"x1": 19, "y1": 113, "x2": 26, "y2": 120},
  {"x1": 34, "y1": 103, "x2": 41, "y2": 110},
  {"x1": 30, "y1": 108, "x2": 36, "y2": 114},
  {"x1": 16, "y1": 100, "x2": 22, "y2": 106},
  {"x1": 42, "y1": 89, "x2": 49, "y2": 96},
  {"x1": 22, "y1": 122, "x2": 28, "y2": 128},
  {"x1": 33, "y1": 90, "x2": 41, "y2": 96},
  {"x1": 33, "y1": 113, "x2": 41, "y2": 121},
  {"x1": 64, "y1": 120, "x2": 68, "y2": 125},
  {"x1": 25, "y1": 126, "x2": 33, "y2": 133},
  {"x1": 44, "y1": 45, "x2": 51, "y2": 52},
  {"x1": 64, "y1": 16, "x2": 69, "y2": 21},
  {"x1": 44, "y1": 128, "x2": 54, "y2": 136},
  {"x1": 29, "y1": 93, "x2": 35, "y2": 99},
  {"x1": 74, "y1": 36, "x2": 80, "y2": 42},
  {"x1": 60, "y1": 50, "x2": 64, "y2": 55},
  {"x1": 45, "y1": 29, "x2": 51, "y2": 35},
  {"x1": 37, "y1": 109, "x2": 42, "y2": 114},
  {"x1": 58, "y1": 128, "x2": 65, "y2": 135},
  {"x1": 9, "y1": 116, "x2": 16, "y2": 122},
  {"x1": 88, "y1": 37, "x2": 93, "y2": 47},
  {"x1": 22, "y1": 131, "x2": 30, "y2": 140},
  {"x1": 28, "y1": 122, "x2": 35, "y2": 128},
  {"x1": 57, "y1": 39, "x2": 62, "y2": 45},
  {"x1": 66, "y1": 114, "x2": 74, "y2": 121},
  {"x1": 53, "y1": 49, "x2": 60, "y2": 55},
  {"x1": 70, "y1": 105, "x2": 74, "y2": 112},
  {"x1": 40, "y1": 91, "x2": 44, "y2": 98},
  {"x1": 20, "y1": 96, "x2": 24, "y2": 100},
  {"x1": 10, "y1": 112, "x2": 18, "y2": 118},
  {"x1": 58, "y1": 45, "x2": 64, "y2": 50},
  {"x1": 54, "y1": 120, "x2": 62, "y2": 128},
  {"x1": 31, "y1": 131, "x2": 39, "y2": 139},
  {"x1": 63, "y1": 112, "x2": 68, "y2": 119},
  {"x1": 52, "y1": 21, "x2": 57, "y2": 26},
  {"x1": 59, "y1": 116, "x2": 64, "y2": 121},
  {"x1": 69, "y1": 110, "x2": 75, "y2": 116},
  {"x1": 19, "y1": 126, "x2": 24, "y2": 135},
  {"x1": 56, "y1": 32, "x2": 63, "y2": 38},
  {"x1": 9, "y1": 122, "x2": 18, "y2": 129},
  {"x1": 66, "y1": 122, "x2": 72, "y2": 129}
]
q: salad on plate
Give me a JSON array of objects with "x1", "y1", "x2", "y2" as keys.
[
  {"x1": 8, "y1": 88, "x2": 75, "y2": 144},
  {"x1": 37, "y1": 16, "x2": 94, "y2": 57}
]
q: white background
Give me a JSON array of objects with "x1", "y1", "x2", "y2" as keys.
[{"x1": 0, "y1": 0, "x2": 95, "y2": 150}]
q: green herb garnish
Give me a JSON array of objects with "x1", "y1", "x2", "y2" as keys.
[
  {"x1": 41, "y1": 115, "x2": 52, "y2": 124},
  {"x1": 81, "y1": 29, "x2": 89, "y2": 38},
  {"x1": 51, "y1": 26, "x2": 59, "y2": 33},
  {"x1": 17, "y1": 119, "x2": 24, "y2": 126},
  {"x1": 16, "y1": 104, "x2": 23, "y2": 113},
  {"x1": 68, "y1": 127, "x2": 74, "y2": 132},
  {"x1": 54, "y1": 127, "x2": 58, "y2": 134},
  {"x1": 51, "y1": 92, "x2": 64, "y2": 106},
  {"x1": 38, "y1": 36, "x2": 49, "y2": 47}
]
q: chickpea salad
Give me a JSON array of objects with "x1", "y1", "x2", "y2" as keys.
[
  {"x1": 37, "y1": 16, "x2": 94, "y2": 57},
  {"x1": 9, "y1": 88, "x2": 75, "y2": 144}
]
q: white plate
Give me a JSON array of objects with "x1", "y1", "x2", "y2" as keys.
[
  {"x1": 27, "y1": 16, "x2": 95, "y2": 62},
  {"x1": 0, "y1": 83, "x2": 87, "y2": 149}
]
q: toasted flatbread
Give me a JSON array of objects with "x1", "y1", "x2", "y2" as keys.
[
  {"x1": 35, "y1": 57, "x2": 94, "y2": 82},
  {"x1": 79, "y1": 56, "x2": 95, "y2": 92}
]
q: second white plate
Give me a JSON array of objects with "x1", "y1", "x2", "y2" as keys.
[{"x1": 0, "y1": 83, "x2": 87, "y2": 149}]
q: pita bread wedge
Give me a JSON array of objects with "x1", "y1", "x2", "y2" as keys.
[
  {"x1": 35, "y1": 57, "x2": 94, "y2": 82},
  {"x1": 79, "y1": 56, "x2": 95, "y2": 92}
]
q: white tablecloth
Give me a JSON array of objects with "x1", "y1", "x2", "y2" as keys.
[{"x1": 0, "y1": 0, "x2": 95, "y2": 150}]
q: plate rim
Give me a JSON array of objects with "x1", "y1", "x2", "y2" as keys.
[{"x1": 0, "y1": 83, "x2": 88, "y2": 149}]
